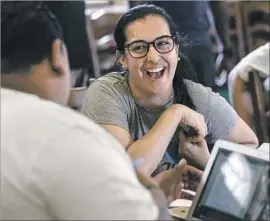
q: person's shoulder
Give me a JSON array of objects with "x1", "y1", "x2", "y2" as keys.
[
  {"x1": 232, "y1": 42, "x2": 270, "y2": 80},
  {"x1": 246, "y1": 43, "x2": 269, "y2": 74},
  {"x1": 184, "y1": 79, "x2": 220, "y2": 112},
  {"x1": 252, "y1": 42, "x2": 269, "y2": 56},
  {"x1": 39, "y1": 98, "x2": 106, "y2": 134},
  {"x1": 242, "y1": 43, "x2": 269, "y2": 64},
  {"x1": 2, "y1": 89, "x2": 132, "y2": 182},
  {"x1": 92, "y1": 72, "x2": 127, "y2": 87},
  {"x1": 88, "y1": 71, "x2": 131, "y2": 100},
  {"x1": 1, "y1": 88, "x2": 105, "y2": 134},
  {"x1": 184, "y1": 79, "x2": 211, "y2": 96}
]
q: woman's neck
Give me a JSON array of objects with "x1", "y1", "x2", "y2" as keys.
[{"x1": 129, "y1": 81, "x2": 174, "y2": 110}]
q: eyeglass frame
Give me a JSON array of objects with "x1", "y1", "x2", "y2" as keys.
[{"x1": 124, "y1": 35, "x2": 176, "y2": 59}]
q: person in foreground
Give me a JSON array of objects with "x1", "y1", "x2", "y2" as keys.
[
  {"x1": 0, "y1": 2, "x2": 201, "y2": 220},
  {"x1": 82, "y1": 4, "x2": 258, "y2": 175}
]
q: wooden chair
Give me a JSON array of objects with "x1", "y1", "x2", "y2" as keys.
[
  {"x1": 68, "y1": 78, "x2": 97, "y2": 111},
  {"x1": 227, "y1": 1, "x2": 246, "y2": 59},
  {"x1": 241, "y1": 1, "x2": 270, "y2": 53},
  {"x1": 68, "y1": 87, "x2": 88, "y2": 111},
  {"x1": 247, "y1": 70, "x2": 269, "y2": 145}
]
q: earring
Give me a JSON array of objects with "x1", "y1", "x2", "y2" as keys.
[
  {"x1": 178, "y1": 57, "x2": 180, "y2": 61},
  {"x1": 122, "y1": 64, "x2": 126, "y2": 70}
]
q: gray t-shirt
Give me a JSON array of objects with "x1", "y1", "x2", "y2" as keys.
[{"x1": 82, "y1": 72, "x2": 237, "y2": 174}]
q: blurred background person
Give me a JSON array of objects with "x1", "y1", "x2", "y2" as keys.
[{"x1": 228, "y1": 42, "x2": 269, "y2": 136}]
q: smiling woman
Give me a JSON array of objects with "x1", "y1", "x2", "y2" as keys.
[{"x1": 81, "y1": 4, "x2": 258, "y2": 176}]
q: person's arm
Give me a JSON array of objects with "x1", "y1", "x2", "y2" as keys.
[
  {"x1": 136, "y1": 159, "x2": 190, "y2": 219},
  {"x1": 230, "y1": 74, "x2": 253, "y2": 126},
  {"x1": 226, "y1": 117, "x2": 258, "y2": 146},
  {"x1": 82, "y1": 81, "x2": 206, "y2": 176},
  {"x1": 101, "y1": 104, "x2": 206, "y2": 175},
  {"x1": 228, "y1": 43, "x2": 270, "y2": 128},
  {"x1": 35, "y1": 124, "x2": 164, "y2": 220},
  {"x1": 135, "y1": 170, "x2": 171, "y2": 220},
  {"x1": 207, "y1": 85, "x2": 258, "y2": 146},
  {"x1": 101, "y1": 105, "x2": 182, "y2": 174},
  {"x1": 187, "y1": 80, "x2": 258, "y2": 148}
]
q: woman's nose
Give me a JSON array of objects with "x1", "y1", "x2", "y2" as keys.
[{"x1": 146, "y1": 45, "x2": 160, "y2": 63}]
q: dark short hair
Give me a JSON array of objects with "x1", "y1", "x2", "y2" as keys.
[
  {"x1": 1, "y1": 1, "x2": 64, "y2": 74},
  {"x1": 114, "y1": 4, "x2": 197, "y2": 109}
]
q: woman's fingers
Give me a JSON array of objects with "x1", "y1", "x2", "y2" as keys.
[{"x1": 179, "y1": 105, "x2": 207, "y2": 138}]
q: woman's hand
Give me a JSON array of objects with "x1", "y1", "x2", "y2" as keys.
[
  {"x1": 178, "y1": 132, "x2": 210, "y2": 169},
  {"x1": 175, "y1": 104, "x2": 207, "y2": 142}
]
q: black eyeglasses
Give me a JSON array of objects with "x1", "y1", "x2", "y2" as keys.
[{"x1": 124, "y1": 35, "x2": 175, "y2": 59}]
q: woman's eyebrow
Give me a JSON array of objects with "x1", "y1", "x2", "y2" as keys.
[
  {"x1": 126, "y1": 39, "x2": 146, "y2": 45},
  {"x1": 127, "y1": 35, "x2": 171, "y2": 45}
]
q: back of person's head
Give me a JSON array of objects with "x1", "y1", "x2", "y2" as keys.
[
  {"x1": 1, "y1": 1, "x2": 63, "y2": 74},
  {"x1": 1, "y1": 1, "x2": 71, "y2": 105},
  {"x1": 114, "y1": 4, "x2": 197, "y2": 109}
]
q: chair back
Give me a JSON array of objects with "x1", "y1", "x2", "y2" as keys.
[{"x1": 247, "y1": 70, "x2": 269, "y2": 144}]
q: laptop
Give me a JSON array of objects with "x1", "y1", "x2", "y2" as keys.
[{"x1": 185, "y1": 139, "x2": 269, "y2": 221}]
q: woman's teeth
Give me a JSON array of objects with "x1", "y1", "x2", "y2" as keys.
[{"x1": 146, "y1": 68, "x2": 164, "y2": 79}]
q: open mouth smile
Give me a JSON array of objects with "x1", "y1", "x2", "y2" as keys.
[{"x1": 145, "y1": 67, "x2": 165, "y2": 80}]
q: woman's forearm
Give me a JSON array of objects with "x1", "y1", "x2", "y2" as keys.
[{"x1": 128, "y1": 104, "x2": 184, "y2": 175}]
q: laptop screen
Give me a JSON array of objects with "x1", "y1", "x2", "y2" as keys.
[{"x1": 192, "y1": 148, "x2": 269, "y2": 221}]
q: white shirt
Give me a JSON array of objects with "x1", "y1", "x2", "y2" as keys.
[
  {"x1": 228, "y1": 42, "x2": 270, "y2": 104},
  {"x1": 0, "y1": 88, "x2": 158, "y2": 220}
]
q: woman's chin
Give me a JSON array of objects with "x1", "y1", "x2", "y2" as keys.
[{"x1": 146, "y1": 85, "x2": 170, "y2": 96}]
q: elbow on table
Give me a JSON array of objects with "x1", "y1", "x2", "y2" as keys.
[
  {"x1": 242, "y1": 132, "x2": 259, "y2": 147},
  {"x1": 226, "y1": 117, "x2": 259, "y2": 147}
]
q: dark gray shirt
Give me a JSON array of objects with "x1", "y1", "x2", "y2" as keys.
[{"x1": 82, "y1": 72, "x2": 237, "y2": 174}]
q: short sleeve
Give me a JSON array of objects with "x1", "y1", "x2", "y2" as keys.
[
  {"x1": 230, "y1": 42, "x2": 270, "y2": 83},
  {"x1": 81, "y1": 79, "x2": 129, "y2": 131},
  {"x1": 186, "y1": 80, "x2": 238, "y2": 144},
  {"x1": 240, "y1": 42, "x2": 270, "y2": 80},
  {"x1": 33, "y1": 125, "x2": 158, "y2": 220}
]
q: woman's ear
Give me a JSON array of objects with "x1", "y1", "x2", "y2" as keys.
[
  {"x1": 176, "y1": 44, "x2": 180, "y2": 55},
  {"x1": 117, "y1": 52, "x2": 127, "y2": 70}
]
